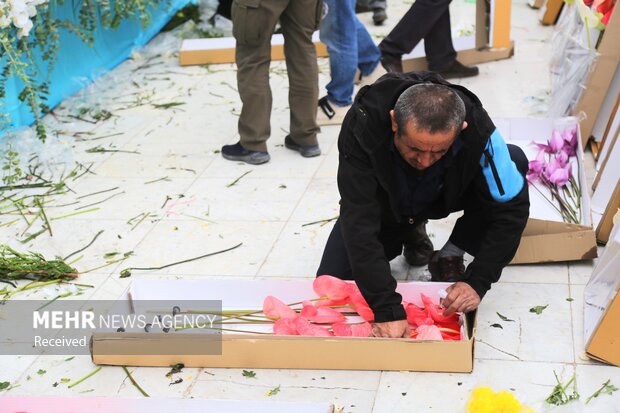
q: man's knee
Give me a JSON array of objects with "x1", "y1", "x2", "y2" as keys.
[{"x1": 507, "y1": 144, "x2": 528, "y2": 176}]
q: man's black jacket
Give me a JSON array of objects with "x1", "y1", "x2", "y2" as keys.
[{"x1": 336, "y1": 72, "x2": 530, "y2": 323}]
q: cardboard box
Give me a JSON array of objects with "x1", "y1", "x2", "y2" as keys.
[
  {"x1": 572, "y1": 6, "x2": 620, "y2": 144},
  {"x1": 179, "y1": 32, "x2": 328, "y2": 66},
  {"x1": 91, "y1": 279, "x2": 477, "y2": 373},
  {"x1": 584, "y1": 219, "x2": 620, "y2": 366},
  {"x1": 492, "y1": 117, "x2": 598, "y2": 263},
  {"x1": 540, "y1": 0, "x2": 564, "y2": 25},
  {"x1": 403, "y1": 0, "x2": 513, "y2": 72}
]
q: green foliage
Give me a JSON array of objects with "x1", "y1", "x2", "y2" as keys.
[
  {"x1": 0, "y1": 0, "x2": 171, "y2": 142},
  {"x1": 546, "y1": 371, "x2": 579, "y2": 406},
  {"x1": 1, "y1": 148, "x2": 22, "y2": 187},
  {"x1": 0, "y1": 245, "x2": 78, "y2": 284}
]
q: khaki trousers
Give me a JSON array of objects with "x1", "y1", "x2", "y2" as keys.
[{"x1": 232, "y1": 0, "x2": 322, "y2": 152}]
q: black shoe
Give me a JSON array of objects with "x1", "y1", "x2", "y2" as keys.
[
  {"x1": 380, "y1": 53, "x2": 403, "y2": 73},
  {"x1": 221, "y1": 142, "x2": 270, "y2": 165},
  {"x1": 402, "y1": 220, "x2": 434, "y2": 266},
  {"x1": 436, "y1": 60, "x2": 479, "y2": 79},
  {"x1": 372, "y1": 8, "x2": 387, "y2": 25},
  {"x1": 284, "y1": 135, "x2": 321, "y2": 158},
  {"x1": 428, "y1": 251, "x2": 465, "y2": 282}
]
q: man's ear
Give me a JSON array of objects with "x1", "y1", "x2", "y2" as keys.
[
  {"x1": 390, "y1": 110, "x2": 398, "y2": 134},
  {"x1": 461, "y1": 121, "x2": 468, "y2": 131}
]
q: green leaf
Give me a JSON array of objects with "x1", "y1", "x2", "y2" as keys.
[
  {"x1": 0, "y1": 381, "x2": 9, "y2": 390},
  {"x1": 266, "y1": 385, "x2": 281, "y2": 396},
  {"x1": 490, "y1": 323, "x2": 503, "y2": 329},
  {"x1": 496, "y1": 312, "x2": 515, "y2": 322},
  {"x1": 566, "y1": 298, "x2": 574, "y2": 302},
  {"x1": 60, "y1": 378, "x2": 70, "y2": 383},
  {"x1": 530, "y1": 305, "x2": 549, "y2": 315},
  {"x1": 37, "y1": 369, "x2": 46, "y2": 375},
  {"x1": 586, "y1": 379, "x2": 618, "y2": 404},
  {"x1": 242, "y1": 370, "x2": 256, "y2": 378},
  {"x1": 545, "y1": 371, "x2": 579, "y2": 406}
]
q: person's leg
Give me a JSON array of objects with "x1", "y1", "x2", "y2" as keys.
[
  {"x1": 379, "y1": 0, "x2": 452, "y2": 60},
  {"x1": 279, "y1": 0, "x2": 321, "y2": 148},
  {"x1": 216, "y1": 0, "x2": 233, "y2": 20},
  {"x1": 402, "y1": 219, "x2": 434, "y2": 266},
  {"x1": 231, "y1": 1, "x2": 283, "y2": 153},
  {"x1": 356, "y1": 18, "x2": 382, "y2": 77},
  {"x1": 317, "y1": 219, "x2": 403, "y2": 279},
  {"x1": 319, "y1": 0, "x2": 358, "y2": 107},
  {"x1": 423, "y1": 8, "x2": 456, "y2": 71}
]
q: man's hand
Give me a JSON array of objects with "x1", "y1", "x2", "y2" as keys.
[
  {"x1": 441, "y1": 282, "x2": 480, "y2": 316},
  {"x1": 371, "y1": 319, "x2": 410, "y2": 338}
]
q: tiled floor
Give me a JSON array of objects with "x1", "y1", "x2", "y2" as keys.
[{"x1": 1, "y1": 0, "x2": 618, "y2": 412}]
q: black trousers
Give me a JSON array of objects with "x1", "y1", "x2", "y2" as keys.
[
  {"x1": 378, "y1": 0, "x2": 456, "y2": 71},
  {"x1": 317, "y1": 144, "x2": 528, "y2": 279}
]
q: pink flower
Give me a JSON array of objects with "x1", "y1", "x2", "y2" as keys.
[
  {"x1": 549, "y1": 130, "x2": 564, "y2": 153},
  {"x1": 544, "y1": 157, "x2": 572, "y2": 187},
  {"x1": 332, "y1": 322, "x2": 372, "y2": 337},
  {"x1": 314, "y1": 275, "x2": 351, "y2": 300},
  {"x1": 555, "y1": 151, "x2": 569, "y2": 167},
  {"x1": 412, "y1": 324, "x2": 443, "y2": 340},
  {"x1": 273, "y1": 318, "x2": 299, "y2": 335},
  {"x1": 294, "y1": 317, "x2": 334, "y2": 336},
  {"x1": 263, "y1": 296, "x2": 297, "y2": 320},
  {"x1": 561, "y1": 127, "x2": 578, "y2": 157},
  {"x1": 300, "y1": 301, "x2": 346, "y2": 324},
  {"x1": 353, "y1": 303, "x2": 375, "y2": 322},
  {"x1": 527, "y1": 151, "x2": 547, "y2": 184}
]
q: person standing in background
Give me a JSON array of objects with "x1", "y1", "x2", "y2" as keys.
[
  {"x1": 356, "y1": 0, "x2": 388, "y2": 26},
  {"x1": 317, "y1": 0, "x2": 386, "y2": 126},
  {"x1": 222, "y1": 0, "x2": 323, "y2": 165},
  {"x1": 379, "y1": 0, "x2": 479, "y2": 79}
]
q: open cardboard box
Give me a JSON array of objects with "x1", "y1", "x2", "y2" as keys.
[
  {"x1": 179, "y1": 32, "x2": 328, "y2": 66},
  {"x1": 584, "y1": 218, "x2": 620, "y2": 366},
  {"x1": 493, "y1": 117, "x2": 598, "y2": 264},
  {"x1": 91, "y1": 279, "x2": 477, "y2": 373},
  {"x1": 402, "y1": 0, "x2": 513, "y2": 71}
]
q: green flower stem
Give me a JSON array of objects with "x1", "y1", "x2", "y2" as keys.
[{"x1": 68, "y1": 366, "x2": 102, "y2": 389}]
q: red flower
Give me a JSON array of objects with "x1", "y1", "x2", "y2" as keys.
[
  {"x1": 420, "y1": 293, "x2": 459, "y2": 324},
  {"x1": 403, "y1": 301, "x2": 434, "y2": 327}
]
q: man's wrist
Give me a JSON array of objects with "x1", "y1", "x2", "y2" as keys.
[{"x1": 372, "y1": 304, "x2": 407, "y2": 323}]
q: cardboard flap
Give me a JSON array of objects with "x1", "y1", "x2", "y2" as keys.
[{"x1": 522, "y1": 218, "x2": 592, "y2": 236}]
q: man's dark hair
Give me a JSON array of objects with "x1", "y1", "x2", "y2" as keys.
[{"x1": 393, "y1": 83, "x2": 466, "y2": 136}]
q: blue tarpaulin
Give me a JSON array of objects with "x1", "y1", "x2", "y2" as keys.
[{"x1": 1, "y1": 0, "x2": 192, "y2": 134}]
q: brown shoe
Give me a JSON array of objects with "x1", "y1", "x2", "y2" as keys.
[{"x1": 428, "y1": 251, "x2": 465, "y2": 282}]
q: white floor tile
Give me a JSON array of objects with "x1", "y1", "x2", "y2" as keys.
[
  {"x1": 374, "y1": 359, "x2": 571, "y2": 413},
  {"x1": 475, "y1": 283, "x2": 574, "y2": 363},
  {"x1": 120, "y1": 220, "x2": 286, "y2": 276},
  {"x1": 181, "y1": 177, "x2": 310, "y2": 221}
]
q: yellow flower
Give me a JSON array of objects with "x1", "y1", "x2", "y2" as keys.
[{"x1": 467, "y1": 386, "x2": 536, "y2": 413}]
